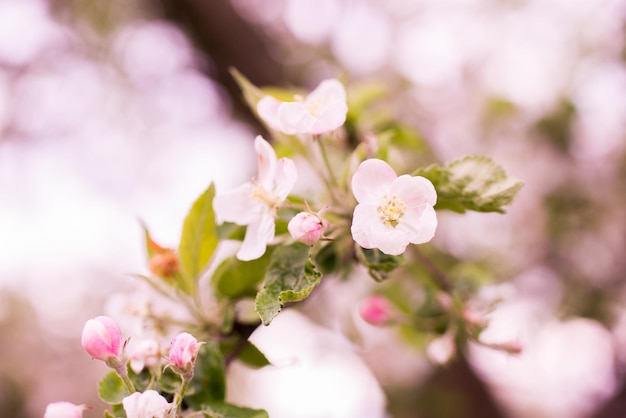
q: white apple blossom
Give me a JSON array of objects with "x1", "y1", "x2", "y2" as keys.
[
  {"x1": 123, "y1": 390, "x2": 175, "y2": 418},
  {"x1": 256, "y1": 79, "x2": 348, "y2": 135},
  {"x1": 351, "y1": 159, "x2": 437, "y2": 255},
  {"x1": 213, "y1": 136, "x2": 297, "y2": 260},
  {"x1": 43, "y1": 402, "x2": 88, "y2": 418}
]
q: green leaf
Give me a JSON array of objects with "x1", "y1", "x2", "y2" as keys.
[
  {"x1": 414, "y1": 155, "x2": 524, "y2": 214},
  {"x1": 178, "y1": 183, "x2": 218, "y2": 294},
  {"x1": 157, "y1": 367, "x2": 181, "y2": 394},
  {"x1": 356, "y1": 247, "x2": 404, "y2": 282},
  {"x1": 185, "y1": 341, "x2": 226, "y2": 409},
  {"x1": 255, "y1": 243, "x2": 322, "y2": 325},
  {"x1": 237, "y1": 341, "x2": 271, "y2": 368},
  {"x1": 201, "y1": 402, "x2": 269, "y2": 418},
  {"x1": 212, "y1": 251, "x2": 272, "y2": 299},
  {"x1": 98, "y1": 371, "x2": 130, "y2": 405},
  {"x1": 229, "y1": 68, "x2": 266, "y2": 112},
  {"x1": 110, "y1": 403, "x2": 126, "y2": 418}
]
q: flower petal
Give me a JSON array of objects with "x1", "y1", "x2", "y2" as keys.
[
  {"x1": 213, "y1": 183, "x2": 262, "y2": 225},
  {"x1": 391, "y1": 175, "x2": 437, "y2": 207},
  {"x1": 351, "y1": 203, "x2": 379, "y2": 249},
  {"x1": 306, "y1": 79, "x2": 347, "y2": 104},
  {"x1": 274, "y1": 157, "x2": 298, "y2": 200},
  {"x1": 255, "y1": 136, "x2": 277, "y2": 191},
  {"x1": 278, "y1": 102, "x2": 316, "y2": 135},
  {"x1": 369, "y1": 224, "x2": 410, "y2": 255},
  {"x1": 237, "y1": 211, "x2": 275, "y2": 261},
  {"x1": 351, "y1": 159, "x2": 397, "y2": 204},
  {"x1": 399, "y1": 205, "x2": 437, "y2": 244},
  {"x1": 309, "y1": 100, "x2": 348, "y2": 134},
  {"x1": 256, "y1": 96, "x2": 282, "y2": 131}
]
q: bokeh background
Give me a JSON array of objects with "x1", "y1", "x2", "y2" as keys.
[{"x1": 1, "y1": 0, "x2": 626, "y2": 417}]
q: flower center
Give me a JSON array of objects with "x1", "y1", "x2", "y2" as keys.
[
  {"x1": 377, "y1": 194, "x2": 407, "y2": 228},
  {"x1": 252, "y1": 184, "x2": 280, "y2": 209}
]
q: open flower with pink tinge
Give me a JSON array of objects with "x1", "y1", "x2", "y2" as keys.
[
  {"x1": 257, "y1": 79, "x2": 348, "y2": 135},
  {"x1": 123, "y1": 390, "x2": 175, "y2": 418},
  {"x1": 351, "y1": 159, "x2": 437, "y2": 255},
  {"x1": 213, "y1": 136, "x2": 297, "y2": 261},
  {"x1": 44, "y1": 402, "x2": 89, "y2": 418}
]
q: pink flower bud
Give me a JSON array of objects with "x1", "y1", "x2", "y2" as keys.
[
  {"x1": 123, "y1": 390, "x2": 174, "y2": 418},
  {"x1": 359, "y1": 295, "x2": 391, "y2": 326},
  {"x1": 44, "y1": 402, "x2": 89, "y2": 418},
  {"x1": 288, "y1": 212, "x2": 326, "y2": 245},
  {"x1": 81, "y1": 316, "x2": 123, "y2": 363},
  {"x1": 168, "y1": 332, "x2": 200, "y2": 379}
]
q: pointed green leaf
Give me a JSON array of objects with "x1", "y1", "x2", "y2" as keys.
[
  {"x1": 255, "y1": 243, "x2": 322, "y2": 325},
  {"x1": 229, "y1": 68, "x2": 266, "y2": 114},
  {"x1": 414, "y1": 155, "x2": 524, "y2": 214},
  {"x1": 178, "y1": 183, "x2": 218, "y2": 294},
  {"x1": 237, "y1": 341, "x2": 271, "y2": 368},
  {"x1": 201, "y1": 402, "x2": 269, "y2": 418},
  {"x1": 211, "y1": 250, "x2": 272, "y2": 299},
  {"x1": 356, "y1": 247, "x2": 404, "y2": 282},
  {"x1": 185, "y1": 341, "x2": 226, "y2": 409},
  {"x1": 98, "y1": 371, "x2": 130, "y2": 405}
]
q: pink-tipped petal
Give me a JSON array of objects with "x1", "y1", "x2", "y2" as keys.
[
  {"x1": 254, "y1": 136, "x2": 278, "y2": 190},
  {"x1": 309, "y1": 100, "x2": 348, "y2": 134},
  {"x1": 351, "y1": 159, "x2": 397, "y2": 204},
  {"x1": 278, "y1": 102, "x2": 316, "y2": 134},
  {"x1": 256, "y1": 96, "x2": 282, "y2": 131}
]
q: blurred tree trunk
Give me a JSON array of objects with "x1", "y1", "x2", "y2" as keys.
[{"x1": 155, "y1": 0, "x2": 289, "y2": 129}]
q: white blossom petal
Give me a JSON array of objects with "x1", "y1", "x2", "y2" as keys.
[
  {"x1": 237, "y1": 211, "x2": 275, "y2": 261},
  {"x1": 391, "y1": 175, "x2": 437, "y2": 207},
  {"x1": 351, "y1": 159, "x2": 396, "y2": 204},
  {"x1": 399, "y1": 205, "x2": 438, "y2": 245},
  {"x1": 213, "y1": 183, "x2": 261, "y2": 225},
  {"x1": 256, "y1": 96, "x2": 282, "y2": 131},
  {"x1": 310, "y1": 100, "x2": 348, "y2": 134},
  {"x1": 350, "y1": 203, "x2": 378, "y2": 249},
  {"x1": 306, "y1": 78, "x2": 347, "y2": 104},
  {"x1": 255, "y1": 136, "x2": 277, "y2": 191},
  {"x1": 369, "y1": 223, "x2": 410, "y2": 255},
  {"x1": 278, "y1": 102, "x2": 316, "y2": 135},
  {"x1": 274, "y1": 157, "x2": 298, "y2": 201}
]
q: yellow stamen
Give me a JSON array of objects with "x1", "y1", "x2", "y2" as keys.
[{"x1": 377, "y1": 194, "x2": 407, "y2": 228}]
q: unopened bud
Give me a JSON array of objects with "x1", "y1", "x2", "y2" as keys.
[
  {"x1": 359, "y1": 295, "x2": 391, "y2": 326},
  {"x1": 149, "y1": 249, "x2": 179, "y2": 279},
  {"x1": 81, "y1": 316, "x2": 124, "y2": 364},
  {"x1": 288, "y1": 211, "x2": 327, "y2": 246},
  {"x1": 168, "y1": 332, "x2": 202, "y2": 381}
]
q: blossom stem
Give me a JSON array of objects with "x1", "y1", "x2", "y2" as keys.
[
  {"x1": 315, "y1": 135, "x2": 344, "y2": 205},
  {"x1": 115, "y1": 366, "x2": 136, "y2": 394},
  {"x1": 412, "y1": 248, "x2": 452, "y2": 292},
  {"x1": 174, "y1": 378, "x2": 190, "y2": 410}
]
